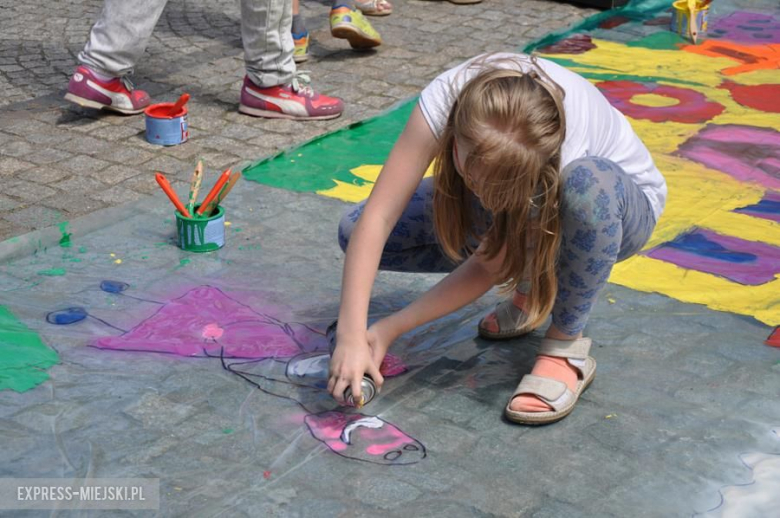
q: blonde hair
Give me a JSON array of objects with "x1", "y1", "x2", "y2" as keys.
[{"x1": 432, "y1": 55, "x2": 567, "y2": 329}]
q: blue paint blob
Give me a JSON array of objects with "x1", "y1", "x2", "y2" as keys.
[
  {"x1": 737, "y1": 199, "x2": 780, "y2": 217},
  {"x1": 665, "y1": 233, "x2": 756, "y2": 263},
  {"x1": 100, "y1": 280, "x2": 130, "y2": 293},
  {"x1": 47, "y1": 307, "x2": 88, "y2": 325}
]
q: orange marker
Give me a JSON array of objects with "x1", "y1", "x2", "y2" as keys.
[
  {"x1": 155, "y1": 172, "x2": 192, "y2": 218},
  {"x1": 196, "y1": 168, "x2": 231, "y2": 216}
]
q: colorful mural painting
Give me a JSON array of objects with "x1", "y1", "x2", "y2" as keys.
[{"x1": 243, "y1": 0, "x2": 780, "y2": 326}]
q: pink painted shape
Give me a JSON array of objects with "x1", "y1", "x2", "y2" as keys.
[
  {"x1": 94, "y1": 286, "x2": 310, "y2": 359},
  {"x1": 380, "y1": 353, "x2": 408, "y2": 378},
  {"x1": 305, "y1": 411, "x2": 425, "y2": 464},
  {"x1": 677, "y1": 124, "x2": 780, "y2": 189}
]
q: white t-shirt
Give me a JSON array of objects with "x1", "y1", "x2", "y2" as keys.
[{"x1": 418, "y1": 53, "x2": 667, "y2": 221}]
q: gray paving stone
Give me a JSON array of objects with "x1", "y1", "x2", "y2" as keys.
[
  {"x1": 42, "y1": 193, "x2": 107, "y2": 218},
  {"x1": 0, "y1": 156, "x2": 34, "y2": 175},
  {"x1": 58, "y1": 154, "x2": 112, "y2": 175},
  {"x1": 15, "y1": 166, "x2": 72, "y2": 185},
  {"x1": 88, "y1": 164, "x2": 144, "y2": 185},
  {"x1": 0, "y1": 194, "x2": 21, "y2": 212},
  {"x1": 90, "y1": 185, "x2": 145, "y2": 205},
  {"x1": 2, "y1": 180, "x2": 59, "y2": 203},
  {"x1": 2, "y1": 205, "x2": 63, "y2": 229}
]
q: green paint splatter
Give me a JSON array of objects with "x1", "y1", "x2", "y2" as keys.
[
  {"x1": 233, "y1": 228, "x2": 243, "y2": 233},
  {"x1": 79, "y1": 246, "x2": 87, "y2": 253},
  {"x1": 37, "y1": 268, "x2": 66, "y2": 276},
  {"x1": 58, "y1": 222, "x2": 72, "y2": 248},
  {"x1": 626, "y1": 31, "x2": 686, "y2": 51},
  {"x1": 141, "y1": 256, "x2": 149, "y2": 260},
  {"x1": 69, "y1": 258, "x2": 82, "y2": 263},
  {"x1": 243, "y1": 100, "x2": 415, "y2": 193},
  {"x1": 222, "y1": 428, "x2": 234, "y2": 434},
  {"x1": 155, "y1": 242, "x2": 167, "y2": 248},
  {"x1": 0, "y1": 305, "x2": 59, "y2": 392},
  {"x1": 179, "y1": 259, "x2": 190, "y2": 266}
]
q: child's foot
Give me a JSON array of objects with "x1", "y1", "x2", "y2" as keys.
[
  {"x1": 293, "y1": 31, "x2": 310, "y2": 63},
  {"x1": 355, "y1": 0, "x2": 393, "y2": 16},
  {"x1": 64, "y1": 66, "x2": 151, "y2": 115},
  {"x1": 238, "y1": 75, "x2": 344, "y2": 120},
  {"x1": 504, "y1": 337, "x2": 596, "y2": 424},
  {"x1": 478, "y1": 291, "x2": 534, "y2": 339},
  {"x1": 330, "y1": 5, "x2": 382, "y2": 49},
  {"x1": 508, "y1": 355, "x2": 579, "y2": 412}
]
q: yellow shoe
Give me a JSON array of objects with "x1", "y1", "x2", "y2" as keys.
[
  {"x1": 330, "y1": 6, "x2": 382, "y2": 49},
  {"x1": 293, "y1": 31, "x2": 310, "y2": 63}
]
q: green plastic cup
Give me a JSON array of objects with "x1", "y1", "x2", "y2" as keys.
[{"x1": 175, "y1": 205, "x2": 225, "y2": 252}]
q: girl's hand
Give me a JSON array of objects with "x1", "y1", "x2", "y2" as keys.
[{"x1": 327, "y1": 331, "x2": 385, "y2": 407}]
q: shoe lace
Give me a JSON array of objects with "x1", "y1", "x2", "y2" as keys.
[
  {"x1": 120, "y1": 76, "x2": 136, "y2": 92},
  {"x1": 291, "y1": 71, "x2": 315, "y2": 98}
]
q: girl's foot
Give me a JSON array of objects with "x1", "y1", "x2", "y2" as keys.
[
  {"x1": 508, "y1": 355, "x2": 579, "y2": 412},
  {"x1": 355, "y1": 0, "x2": 393, "y2": 16},
  {"x1": 478, "y1": 291, "x2": 534, "y2": 339},
  {"x1": 505, "y1": 337, "x2": 596, "y2": 424}
]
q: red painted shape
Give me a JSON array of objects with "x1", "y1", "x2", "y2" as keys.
[
  {"x1": 766, "y1": 327, "x2": 780, "y2": 348},
  {"x1": 599, "y1": 16, "x2": 630, "y2": 29},
  {"x1": 719, "y1": 81, "x2": 780, "y2": 114},
  {"x1": 263, "y1": 471, "x2": 271, "y2": 479},
  {"x1": 539, "y1": 34, "x2": 597, "y2": 55},
  {"x1": 598, "y1": 80, "x2": 725, "y2": 124}
]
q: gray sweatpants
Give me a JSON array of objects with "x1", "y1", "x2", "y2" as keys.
[{"x1": 78, "y1": 0, "x2": 295, "y2": 88}]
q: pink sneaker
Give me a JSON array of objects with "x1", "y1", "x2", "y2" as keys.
[
  {"x1": 64, "y1": 66, "x2": 151, "y2": 115},
  {"x1": 239, "y1": 75, "x2": 344, "y2": 120}
]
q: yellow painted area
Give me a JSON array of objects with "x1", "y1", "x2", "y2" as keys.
[
  {"x1": 631, "y1": 93, "x2": 681, "y2": 107},
  {"x1": 317, "y1": 162, "x2": 436, "y2": 202}
]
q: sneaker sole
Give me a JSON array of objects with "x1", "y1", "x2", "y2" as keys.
[
  {"x1": 64, "y1": 93, "x2": 145, "y2": 115},
  {"x1": 238, "y1": 104, "x2": 342, "y2": 121},
  {"x1": 331, "y1": 24, "x2": 382, "y2": 49},
  {"x1": 293, "y1": 54, "x2": 310, "y2": 64}
]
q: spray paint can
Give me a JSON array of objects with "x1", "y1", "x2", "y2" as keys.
[{"x1": 326, "y1": 320, "x2": 378, "y2": 407}]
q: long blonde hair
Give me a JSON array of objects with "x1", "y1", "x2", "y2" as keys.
[{"x1": 433, "y1": 55, "x2": 567, "y2": 329}]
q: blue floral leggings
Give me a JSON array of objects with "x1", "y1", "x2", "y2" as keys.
[{"x1": 338, "y1": 157, "x2": 658, "y2": 335}]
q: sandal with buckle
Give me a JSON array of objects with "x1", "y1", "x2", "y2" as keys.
[
  {"x1": 505, "y1": 337, "x2": 596, "y2": 425},
  {"x1": 477, "y1": 295, "x2": 534, "y2": 340}
]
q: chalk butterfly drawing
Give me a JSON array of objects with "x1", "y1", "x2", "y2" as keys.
[{"x1": 46, "y1": 281, "x2": 426, "y2": 465}]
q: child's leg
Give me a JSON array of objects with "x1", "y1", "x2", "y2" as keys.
[
  {"x1": 338, "y1": 177, "x2": 489, "y2": 273},
  {"x1": 512, "y1": 157, "x2": 657, "y2": 413}
]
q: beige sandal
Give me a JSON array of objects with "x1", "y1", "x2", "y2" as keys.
[
  {"x1": 477, "y1": 297, "x2": 533, "y2": 340},
  {"x1": 505, "y1": 337, "x2": 596, "y2": 425}
]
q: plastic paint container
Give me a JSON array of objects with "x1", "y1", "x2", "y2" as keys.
[
  {"x1": 670, "y1": 0, "x2": 710, "y2": 41},
  {"x1": 145, "y1": 102, "x2": 189, "y2": 146},
  {"x1": 175, "y1": 205, "x2": 225, "y2": 253}
]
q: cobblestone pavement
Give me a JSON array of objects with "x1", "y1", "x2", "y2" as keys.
[{"x1": 0, "y1": 0, "x2": 596, "y2": 241}]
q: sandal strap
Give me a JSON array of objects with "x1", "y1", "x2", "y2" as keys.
[
  {"x1": 494, "y1": 298, "x2": 527, "y2": 332},
  {"x1": 511, "y1": 374, "x2": 574, "y2": 412},
  {"x1": 538, "y1": 337, "x2": 591, "y2": 359}
]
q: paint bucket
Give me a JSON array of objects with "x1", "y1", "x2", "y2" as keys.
[
  {"x1": 145, "y1": 102, "x2": 189, "y2": 146},
  {"x1": 175, "y1": 204, "x2": 225, "y2": 253},
  {"x1": 670, "y1": 0, "x2": 710, "y2": 41}
]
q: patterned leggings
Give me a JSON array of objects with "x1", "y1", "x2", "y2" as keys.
[{"x1": 338, "y1": 157, "x2": 658, "y2": 335}]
